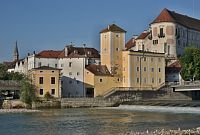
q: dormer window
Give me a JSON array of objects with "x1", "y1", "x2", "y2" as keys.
[
  {"x1": 74, "y1": 50, "x2": 78, "y2": 54},
  {"x1": 87, "y1": 51, "x2": 91, "y2": 55}
]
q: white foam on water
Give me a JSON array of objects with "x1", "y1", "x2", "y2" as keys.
[{"x1": 116, "y1": 105, "x2": 200, "y2": 114}]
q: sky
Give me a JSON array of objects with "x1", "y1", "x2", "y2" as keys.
[{"x1": 0, "y1": 0, "x2": 200, "y2": 62}]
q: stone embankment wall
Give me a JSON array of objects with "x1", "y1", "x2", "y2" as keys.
[
  {"x1": 1, "y1": 100, "x2": 26, "y2": 109},
  {"x1": 32, "y1": 100, "x2": 61, "y2": 109},
  {"x1": 61, "y1": 98, "x2": 116, "y2": 108}
]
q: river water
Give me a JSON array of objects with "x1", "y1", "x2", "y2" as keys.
[{"x1": 0, "y1": 105, "x2": 200, "y2": 135}]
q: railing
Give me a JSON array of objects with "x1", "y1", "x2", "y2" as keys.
[
  {"x1": 170, "y1": 81, "x2": 200, "y2": 87},
  {"x1": 0, "y1": 80, "x2": 21, "y2": 87}
]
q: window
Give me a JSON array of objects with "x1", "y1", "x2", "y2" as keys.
[
  {"x1": 151, "y1": 58, "x2": 153, "y2": 62},
  {"x1": 144, "y1": 67, "x2": 146, "y2": 71},
  {"x1": 40, "y1": 89, "x2": 43, "y2": 95},
  {"x1": 159, "y1": 78, "x2": 161, "y2": 83},
  {"x1": 137, "y1": 57, "x2": 139, "y2": 61},
  {"x1": 117, "y1": 78, "x2": 120, "y2": 82},
  {"x1": 158, "y1": 68, "x2": 161, "y2": 72},
  {"x1": 52, "y1": 71, "x2": 54, "y2": 73},
  {"x1": 40, "y1": 71, "x2": 43, "y2": 73},
  {"x1": 100, "y1": 79, "x2": 102, "y2": 82},
  {"x1": 77, "y1": 72, "x2": 80, "y2": 76},
  {"x1": 158, "y1": 28, "x2": 165, "y2": 38},
  {"x1": 153, "y1": 40, "x2": 158, "y2": 45},
  {"x1": 152, "y1": 78, "x2": 154, "y2": 83},
  {"x1": 55, "y1": 64, "x2": 57, "y2": 68},
  {"x1": 151, "y1": 68, "x2": 154, "y2": 72},
  {"x1": 61, "y1": 64, "x2": 64, "y2": 67},
  {"x1": 69, "y1": 72, "x2": 72, "y2": 76},
  {"x1": 137, "y1": 67, "x2": 139, "y2": 71},
  {"x1": 51, "y1": 89, "x2": 55, "y2": 95},
  {"x1": 51, "y1": 77, "x2": 55, "y2": 84},
  {"x1": 168, "y1": 45, "x2": 170, "y2": 54},
  {"x1": 116, "y1": 48, "x2": 119, "y2": 51},
  {"x1": 143, "y1": 57, "x2": 146, "y2": 61},
  {"x1": 39, "y1": 77, "x2": 43, "y2": 84},
  {"x1": 38, "y1": 62, "x2": 42, "y2": 67},
  {"x1": 137, "y1": 78, "x2": 139, "y2": 83},
  {"x1": 69, "y1": 62, "x2": 72, "y2": 67},
  {"x1": 164, "y1": 43, "x2": 167, "y2": 53}
]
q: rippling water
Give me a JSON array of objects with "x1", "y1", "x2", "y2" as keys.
[{"x1": 0, "y1": 106, "x2": 200, "y2": 135}]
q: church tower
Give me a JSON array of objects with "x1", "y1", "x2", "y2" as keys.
[
  {"x1": 13, "y1": 41, "x2": 19, "y2": 61},
  {"x1": 100, "y1": 24, "x2": 126, "y2": 83}
]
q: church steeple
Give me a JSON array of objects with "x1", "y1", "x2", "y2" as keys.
[{"x1": 13, "y1": 41, "x2": 19, "y2": 61}]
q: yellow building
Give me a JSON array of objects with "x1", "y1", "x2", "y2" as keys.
[
  {"x1": 100, "y1": 24, "x2": 126, "y2": 86},
  {"x1": 100, "y1": 24, "x2": 165, "y2": 93},
  {"x1": 122, "y1": 51, "x2": 165, "y2": 90},
  {"x1": 84, "y1": 64, "x2": 114, "y2": 97},
  {"x1": 29, "y1": 66, "x2": 61, "y2": 98}
]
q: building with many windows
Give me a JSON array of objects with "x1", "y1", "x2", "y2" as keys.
[
  {"x1": 29, "y1": 66, "x2": 61, "y2": 98},
  {"x1": 127, "y1": 8, "x2": 200, "y2": 61}
]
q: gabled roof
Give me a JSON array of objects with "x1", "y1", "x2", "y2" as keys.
[
  {"x1": 136, "y1": 31, "x2": 150, "y2": 40},
  {"x1": 152, "y1": 8, "x2": 200, "y2": 32},
  {"x1": 32, "y1": 66, "x2": 61, "y2": 70},
  {"x1": 86, "y1": 64, "x2": 111, "y2": 76},
  {"x1": 100, "y1": 24, "x2": 126, "y2": 33},
  {"x1": 168, "y1": 60, "x2": 181, "y2": 68},
  {"x1": 59, "y1": 46, "x2": 100, "y2": 58},
  {"x1": 36, "y1": 50, "x2": 63, "y2": 58},
  {"x1": 125, "y1": 37, "x2": 136, "y2": 50}
]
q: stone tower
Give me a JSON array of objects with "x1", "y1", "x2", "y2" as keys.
[
  {"x1": 100, "y1": 24, "x2": 126, "y2": 84},
  {"x1": 13, "y1": 41, "x2": 19, "y2": 61}
]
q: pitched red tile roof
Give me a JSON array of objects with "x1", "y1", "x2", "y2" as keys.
[
  {"x1": 36, "y1": 50, "x2": 63, "y2": 58},
  {"x1": 125, "y1": 37, "x2": 136, "y2": 50},
  {"x1": 100, "y1": 24, "x2": 126, "y2": 33},
  {"x1": 59, "y1": 46, "x2": 100, "y2": 58},
  {"x1": 86, "y1": 64, "x2": 111, "y2": 76},
  {"x1": 168, "y1": 60, "x2": 181, "y2": 68},
  {"x1": 136, "y1": 32, "x2": 150, "y2": 40},
  {"x1": 152, "y1": 8, "x2": 200, "y2": 32}
]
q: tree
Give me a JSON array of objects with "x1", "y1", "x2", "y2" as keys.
[
  {"x1": 180, "y1": 47, "x2": 200, "y2": 81},
  {"x1": 0, "y1": 63, "x2": 8, "y2": 80},
  {"x1": 20, "y1": 79, "x2": 36, "y2": 106}
]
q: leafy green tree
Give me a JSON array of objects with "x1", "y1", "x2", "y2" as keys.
[
  {"x1": 180, "y1": 47, "x2": 200, "y2": 81},
  {"x1": 20, "y1": 79, "x2": 36, "y2": 106},
  {"x1": 0, "y1": 63, "x2": 8, "y2": 80}
]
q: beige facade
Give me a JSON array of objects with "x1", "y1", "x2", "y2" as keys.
[
  {"x1": 122, "y1": 51, "x2": 165, "y2": 90},
  {"x1": 100, "y1": 24, "x2": 126, "y2": 85},
  {"x1": 29, "y1": 66, "x2": 61, "y2": 98}
]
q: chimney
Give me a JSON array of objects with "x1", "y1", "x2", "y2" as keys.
[{"x1": 65, "y1": 46, "x2": 69, "y2": 56}]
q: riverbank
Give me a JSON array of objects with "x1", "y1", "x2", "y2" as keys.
[
  {"x1": 0, "y1": 109, "x2": 41, "y2": 113},
  {"x1": 125, "y1": 127, "x2": 200, "y2": 135}
]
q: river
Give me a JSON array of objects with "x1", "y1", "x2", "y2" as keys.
[{"x1": 0, "y1": 105, "x2": 200, "y2": 135}]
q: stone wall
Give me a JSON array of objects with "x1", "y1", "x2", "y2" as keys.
[
  {"x1": 32, "y1": 100, "x2": 61, "y2": 109},
  {"x1": 61, "y1": 98, "x2": 115, "y2": 108},
  {"x1": 2, "y1": 100, "x2": 26, "y2": 109}
]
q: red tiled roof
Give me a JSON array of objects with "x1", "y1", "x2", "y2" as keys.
[
  {"x1": 36, "y1": 50, "x2": 63, "y2": 58},
  {"x1": 168, "y1": 60, "x2": 181, "y2": 68},
  {"x1": 125, "y1": 37, "x2": 136, "y2": 50},
  {"x1": 136, "y1": 32, "x2": 150, "y2": 40},
  {"x1": 100, "y1": 24, "x2": 126, "y2": 33},
  {"x1": 59, "y1": 46, "x2": 100, "y2": 58},
  {"x1": 86, "y1": 64, "x2": 111, "y2": 76},
  {"x1": 152, "y1": 8, "x2": 200, "y2": 32}
]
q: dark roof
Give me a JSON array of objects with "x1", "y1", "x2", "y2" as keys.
[
  {"x1": 100, "y1": 24, "x2": 126, "y2": 33},
  {"x1": 59, "y1": 46, "x2": 100, "y2": 58},
  {"x1": 3, "y1": 61, "x2": 16, "y2": 69},
  {"x1": 125, "y1": 37, "x2": 136, "y2": 50},
  {"x1": 136, "y1": 32, "x2": 150, "y2": 40},
  {"x1": 32, "y1": 66, "x2": 61, "y2": 70},
  {"x1": 152, "y1": 8, "x2": 200, "y2": 32},
  {"x1": 86, "y1": 64, "x2": 111, "y2": 76},
  {"x1": 36, "y1": 50, "x2": 63, "y2": 58}
]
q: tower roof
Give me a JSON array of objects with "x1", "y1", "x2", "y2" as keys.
[
  {"x1": 100, "y1": 24, "x2": 126, "y2": 33},
  {"x1": 151, "y1": 8, "x2": 200, "y2": 32},
  {"x1": 13, "y1": 41, "x2": 19, "y2": 56}
]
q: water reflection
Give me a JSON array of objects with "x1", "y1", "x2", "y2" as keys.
[{"x1": 0, "y1": 107, "x2": 200, "y2": 135}]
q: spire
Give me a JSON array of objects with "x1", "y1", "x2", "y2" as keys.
[{"x1": 13, "y1": 41, "x2": 19, "y2": 61}]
